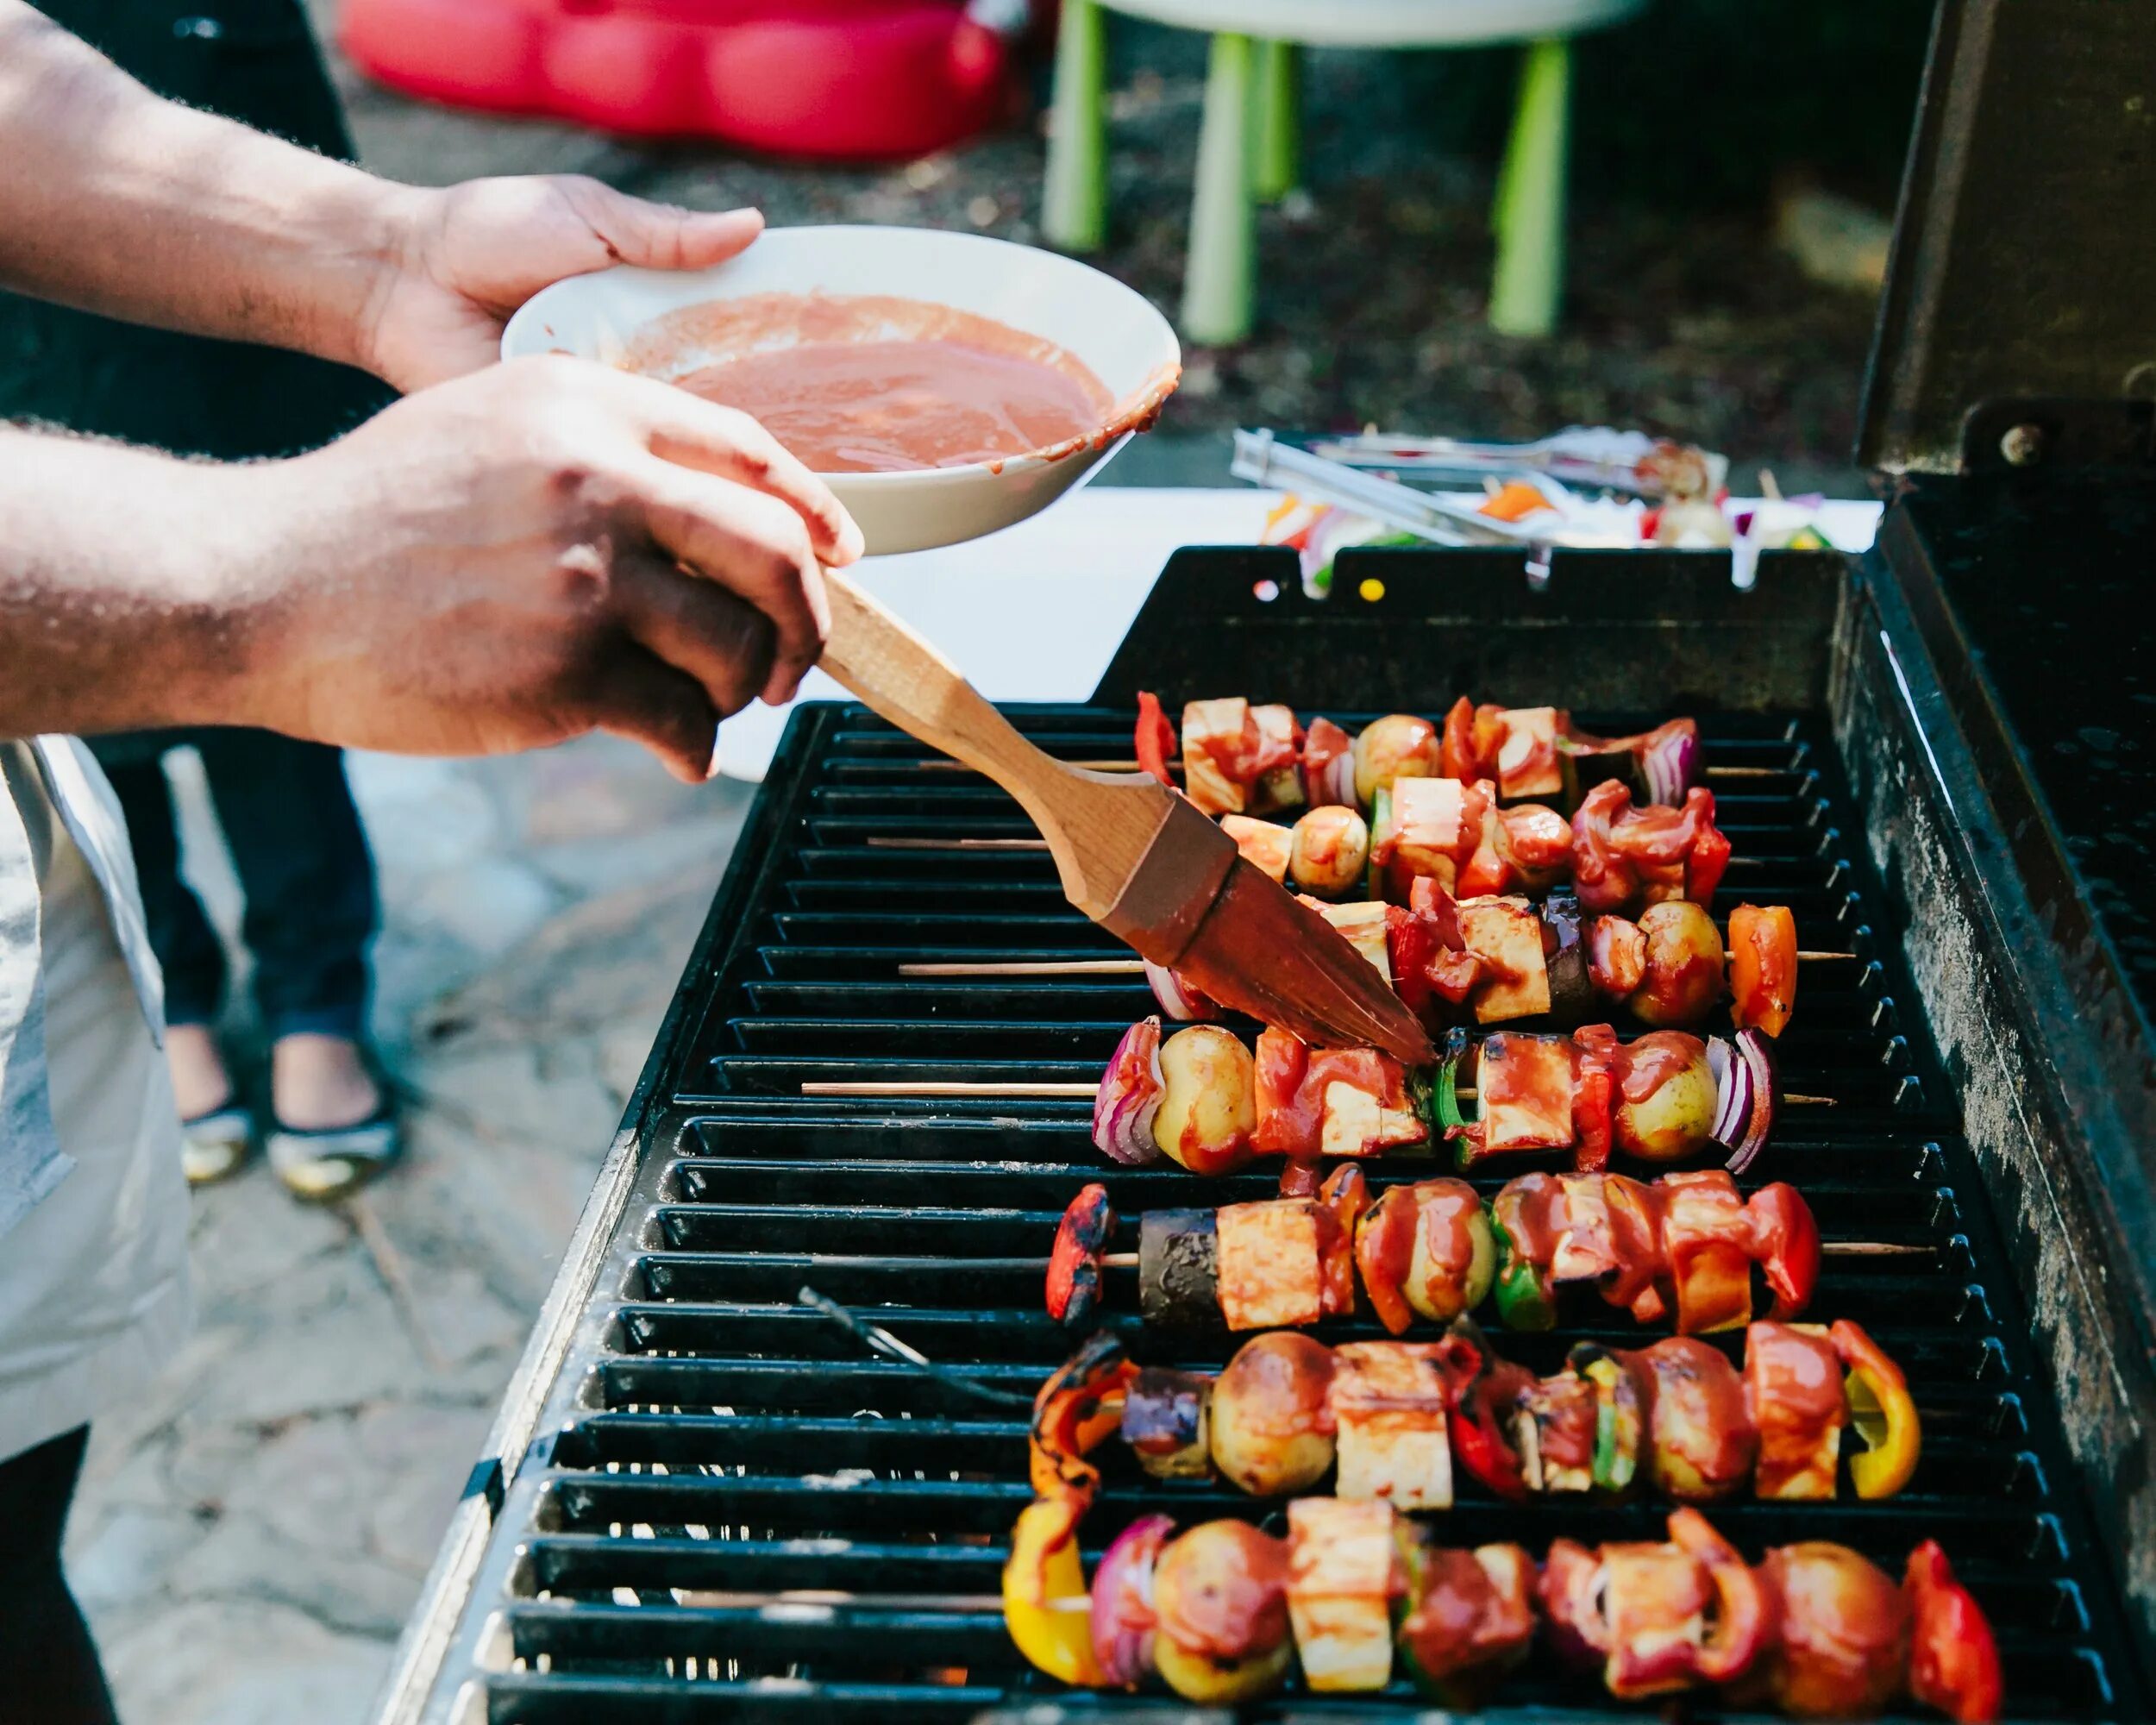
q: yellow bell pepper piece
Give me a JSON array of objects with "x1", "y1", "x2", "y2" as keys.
[
  {"x1": 1833, "y1": 1318, "x2": 1921, "y2": 1499},
  {"x1": 1003, "y1": 1497, "x2": 1103, "y2": 1685}
]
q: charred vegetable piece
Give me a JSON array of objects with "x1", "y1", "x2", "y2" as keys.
[
  {"x1": 1090, "y1": 1513, "x2": 1174, "y2": 1688},
  {"x1": 1905, "y1": 1541, "x2": 2003, "y2": 1724},
  {"x1": 1028, "y1": 1331, "x2": 1137, "y2": 1501},
  {"x1": 1210, "y1": 1331, "x2": 1338, "y2": 1496},
  {"x1": 1004, "y1": 1496, "x2": 1104, "y2": 1684},
  {"x1": 1541, "y1": 888, "x2": 1595, "y2": 1021},
  {"x1": 1730, "y1": 901, "x2": 1800, "y2": 1038},
  {"x1": 1634, "y1": 1335, "x2": 1757, "y2": 1502},
  {"x1": 1353, "y1": 713, "x2": 1441, "y2": 805},
  {"x1": 1329, "y1": 1341, "x2": 1453, "y2": 1510},
  {"x1": 1046, "y1": 1183, "x2": 1114, "y2": 1327},
  {"x1": 1152, "y1": 1520, "x2": 1294, "y2": 1703},
  {"x1": 1288, "y1": 804, "x2": 1370, "y2": 897},
  {"x1": 1154, "y1": 1025, "x2": 1256, "y2": 1176},
  {"x1": 1752, "y1": 1540, "x2": 1908, "y2": 1718},
  {"x1": 1286, "y1": 1497, "x2": 1404, "y2": 1691},
  {"x1": 1220, "y1": 813, "x2": 1294, "y2": 885},
  {"x1": 1394, "y1": 1533, "x2": 1537, "y2": 1706},
  {"x1": 1138, "y1": 1208, "x2": 1219, "y2": 1330},
  {"x1": 1122, "y1": 1367, "x2": 1213, "y2": 1479},
  {"x1": 1747, "y1": 1321, "x2": 1849, "y2": 1499},
  {"x1": 1631, "y1": 900, "x2": 1727, "y2": 1027},
  {"x1": 1575, "y1": 1345, "x2": 1648, "y2": 1491},
  {"x1": 1216, "y1": 1199, "x2": 1326, "y2": 1331},
  {"x1": 1832, "y1": 1318, "x2": 1920, "y2": 1500},
  {"x1": 1431, "y1": 1320, "x2": 1535, "y2": 1499}
]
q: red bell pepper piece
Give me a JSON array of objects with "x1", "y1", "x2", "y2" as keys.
[
  {"x1": 1746, "y1": 1181, "x2": 1821, "y2": 1319},
  {"x1": 1045, "y1": 1182, "x2": 1116, "y2": 1326},
  {"x1": 1905, "y1": 1541, "x2": 2004, "y2": 1723},
  {"x1": 1315, "y1": 1162, "x2": 1372, "y2": 1318},
  {"x1": 1432, "y1": 1321, "x2": 1533, "y2": 1500},
  {"x1": 1385, "y1": 904, "x2": 1438, "y2": 1019},
  {"x1": 1134, "y1": 691, "x2": 1177, "y2": 787},
  {"x1": 1028, "y1": 1331, "x2": 1137, "y2": 1502},
  {"x1": 1570, "y1": 1056, "x2": 1615, "y2": 1175},
  {"x1": 1685, "y1": 793, "x2": 1733, "y2": 905},
  {"x1": 1666, "y1": 1508, "x2": 1775, "y2": 1684}
]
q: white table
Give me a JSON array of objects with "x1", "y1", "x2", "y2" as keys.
[{"x1": 715, "y1": 485, "x2": 1883, "y2": 781}]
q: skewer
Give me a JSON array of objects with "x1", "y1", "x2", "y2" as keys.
[
  {"x1": 914, "y1": 759, "x2": 1783, "y2": 781},
  {"x1": 678, "y1": 1586, "x2": 1081, "y2": 1614},
  {"x1": 868, "y1": 834, "x2": 1771, "y2": 875},
  {"x1": 799, "y1": 1079, "x2": 1838, "y2": 1105},
  {"x1": 1091, "y1": 1240, "x2": 1927, "y2": 1268},
  {"x1": 898, "y1": 951, "x2": 1854, "y2": 975}
]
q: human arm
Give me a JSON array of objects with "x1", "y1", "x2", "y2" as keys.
[
  {"x1": 0, "y1": 0, "x2": 764, "y2": 391},
  {"x1": 0, "y1": 358, "x2": 860, "y2": 775}
]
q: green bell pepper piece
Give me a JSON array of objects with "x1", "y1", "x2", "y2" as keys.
[{"x1": 1488, "y1": 1207, "x2": 1556, "y2": 1333}]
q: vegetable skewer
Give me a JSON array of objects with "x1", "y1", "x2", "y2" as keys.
[
  {"x1": 1030, "y1": 1320, "x2": 1921, "y2": 1509},
  {"x1": 1046, "y1": 1165, "x2": 1833, "y2": 1338},
  {"x1": 1002, "y1": 1496, "x2": 2002, "y2": 1721}
]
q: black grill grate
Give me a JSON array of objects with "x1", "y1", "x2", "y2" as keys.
[{"x1": 441, "y1": 699, "x2": 2142, "y2": 1724}]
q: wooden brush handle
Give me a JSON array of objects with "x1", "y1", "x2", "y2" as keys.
[{"x1": 817, "y1": 571, "x2": 1185, "y2": 923}]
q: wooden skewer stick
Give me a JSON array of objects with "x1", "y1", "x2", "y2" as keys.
[
  {"x1": 799, "y1": 1080, "x2": 1837, "y2": 1105},
  {"x1": 897, "y1": 952, "x2": 1855, "y2": 975}
]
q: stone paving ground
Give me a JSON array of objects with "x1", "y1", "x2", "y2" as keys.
[{"x1": 66, "y1": 739, "x2": 754, "y2": 1724}]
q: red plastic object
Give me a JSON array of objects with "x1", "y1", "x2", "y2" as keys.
[{"x1": 339, "y1": 0, "x2": 1019, "y2": 160}]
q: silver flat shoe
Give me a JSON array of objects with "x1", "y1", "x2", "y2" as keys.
[
  {"x1": 266, "y1": 1103, "x2": 401, "y2": 1202},
  {"x1": 180, "y1": 1102, "x2": 254, "y2": 1186}
]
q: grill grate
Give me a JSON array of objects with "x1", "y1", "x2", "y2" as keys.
[{"x1": 435, "y1": 700, "x2": 2143, "y2": 1723}]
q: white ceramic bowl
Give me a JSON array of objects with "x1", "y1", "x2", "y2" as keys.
[{"x1": 501, "y1": 225, "x2": 1181, "y2": 555}]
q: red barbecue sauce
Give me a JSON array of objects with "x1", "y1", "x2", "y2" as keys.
[{"x1": 641, "y1": 292, "x2": 1114, "y2": 474}]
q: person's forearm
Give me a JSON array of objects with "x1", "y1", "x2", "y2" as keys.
[
  {"x1": 0, "y1": 426, "x2": 278, "y2": 738},
  {"x1": 0, "y1": 0, "x2": 412, "y2": 373}
]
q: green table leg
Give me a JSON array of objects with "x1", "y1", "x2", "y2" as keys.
[
  {"x1": 1183, "y1": 31, "x2": 1256, "y2": 346},
  {"x1": 1489, "y1": 35, "x2": 1571, "y2": 337},
  {"x1": 1044, "y1": 0, "x2": 1107, "y2": 253},
  {"x1": 1252, "y1": 39, "x2": 1300, "y2": 204}
]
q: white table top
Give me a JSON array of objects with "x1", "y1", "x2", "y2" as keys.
[
  {"x1": 715, "y1": 485, "x2": 1883, "y2": 781},
  {"x1": 1093, "y1": 0, "x2": 1643, "y2": 49}
]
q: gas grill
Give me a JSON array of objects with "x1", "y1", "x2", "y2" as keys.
[{"x1": 374, "y1": 3, "x2": 2156, "y2": 1718}]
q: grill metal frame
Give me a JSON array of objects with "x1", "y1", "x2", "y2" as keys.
[{"x1": 377, "y1": 545, "x2": 2154, "y2": 1724}]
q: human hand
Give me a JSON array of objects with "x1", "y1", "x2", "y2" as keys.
[
  {"x1": 229, "y1": 356, "x2": 862, "y2": 779},
  {"x1": 361, "y1": 177, "x2": 765, "y2": 393}
]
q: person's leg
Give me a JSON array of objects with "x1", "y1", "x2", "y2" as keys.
[
  {"x1": 191, "y1": 731, "x2": 380, "y2": 1132},
  {"x1": 0, "y1": 1427, "x2": 122, "y2": 1725},
  {"x1": 89, "y1": 743, "x2": 235, "y2": 1121}
]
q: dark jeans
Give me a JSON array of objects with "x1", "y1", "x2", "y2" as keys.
[
  {"x1": 91, "y1": 731, "x2": 378, "y2": 1042},
  {"x1": 0, "y1": 1427, "x2": 118, "y2": 1725}
]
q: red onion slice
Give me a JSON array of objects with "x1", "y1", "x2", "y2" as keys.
[
  {"x1": 1725, "y1": 1027, "x2": 1777, "y2": 1174},
  {"x1": 1708, "y1": 1035, "x2": 1752, "y2": 1153},
  {"x1": 1144, "y1": 959, "x2": 1219, "y2": 1022},
  {"x1": 1639, "y1": 723, "x2": 1702, "y2": 807},
  {"x1": 1319, "y1": 750, "x2": 1357, "y2": 809},
  {"x1": 1093, "y1": 1016, "x2": 1166, "y2": 1166},
  {"x1": 1091, "y1": 1513, "x2": 1175, "y2": 1686}
]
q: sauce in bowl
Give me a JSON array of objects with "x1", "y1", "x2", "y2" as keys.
[{"x1": 629, "y1": 292, "x2": 1117, "y2": 474}]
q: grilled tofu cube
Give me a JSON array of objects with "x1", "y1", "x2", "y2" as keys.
[
  {"x1": 1250, "y1": 704, "x2": 1307, "y2": 814},
  {"x1": 1221, "y1": 814, "x2": 1294, "y2": 885},
  {"x1": 1495, "y1": 706, "x2": 1563, "y2": 800},
  {"x1": 1182, "y1": 698, "x2": 1251, "y2": 816},
  {"x1": 1307, "y1": 899, "x2": 1393, "y2": 984},
  {"x1": 1457, "y1": 894, "x2": 1551, "y2": 1023},
  {"x1": 1319, "y1": 1079, "x2": 1425, "y2": 1159},
  {"x1": 1550, "y1": 1172, "x2": 1620, "y2": 1283},
  {"x1": 1331, "y1": 1343, "x2": 1453, "y2": 1509},
  {"x1": 1287, "y1": 1498, "x2": 1402, "y2": 1692},
  {"x1": 1387, "y1": 777, "x2": 1475, "y2": 891},
  {"x1": 1476, "y1": 1034, "x2": 1575, "y2": 1153},
  {"x1": 1215, "y1": 1199, "x2": 1325, "y2": 1330}
]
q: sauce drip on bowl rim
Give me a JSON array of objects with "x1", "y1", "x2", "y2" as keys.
[{"x1": 625, "y1": 291, "x2": 1123, "y2": 476}]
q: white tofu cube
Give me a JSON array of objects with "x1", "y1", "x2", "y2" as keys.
[{"x1": 1215, "y1": 1200, "x2": 1324, "y2": 1330}]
